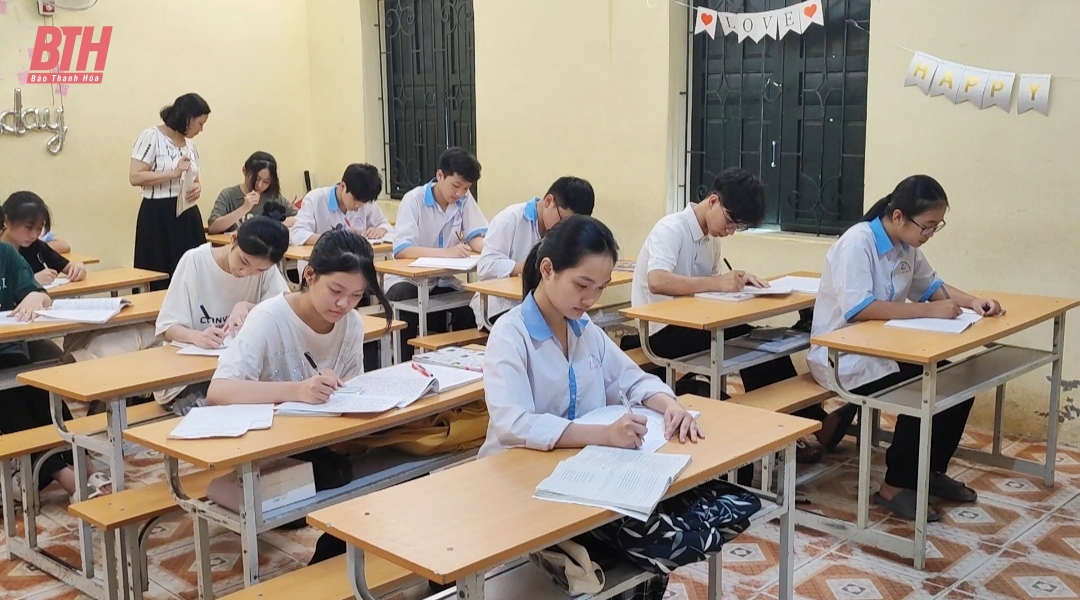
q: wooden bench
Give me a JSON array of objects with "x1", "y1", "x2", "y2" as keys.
[
  {"x1": 407, "y1": 328, "x2": 488, "y2": 351},
  {"x1": 216, "y1": 554, "x2": 421, "y2": 600},
  {"x1": 624, "y1": 347, "x2": 654, "y2": 370},
  {"x1": 0, "y1": 401, "x2": 165, "y2": 462},
  {"x1": 729, "y1": 373, "x2": 833, "y2": 415},
  {"x1": 68, "y1": 469, "x2": 218, "y2": 530}
]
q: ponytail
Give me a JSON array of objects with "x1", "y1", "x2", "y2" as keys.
[
  {"x1": 861, "y1": 175, "x2": 949, "y2": 223},
  {"x1": 521, "y1": 215, "x2": 619, "y2": 296},
  {"x1": 860, "y1": 194, "x2": 893, "y2": 222},
  {"x1": 522, "y1": 242, "x2": 544, "y2": 294}
]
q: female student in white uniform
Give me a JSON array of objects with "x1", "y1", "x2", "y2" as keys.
[
  {"x1": 470, "y1": 175, "x2": 595, "y2": 329},
  {"x1": 808, "y1": 175, "x2": 1004, "y2": 521},
  {"x1": 481, "y1": 215, "x2": 702, "y2": 458}
]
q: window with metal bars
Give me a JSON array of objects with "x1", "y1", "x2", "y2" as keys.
[
  {"x1": 379, "y1": 0, "x2": 477, "y2": 199},
  {"x1": 687, "y1": 0, "x2": 871, "y2": 235}
]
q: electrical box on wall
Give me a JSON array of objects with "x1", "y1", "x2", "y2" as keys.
[{"x1": 38, "y1": 0, "x2": 56, "y2": 15}]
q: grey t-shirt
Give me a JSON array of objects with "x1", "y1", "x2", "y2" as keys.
[{"x1": 208, "y1": 184, "x2": 298, "y2": 231}]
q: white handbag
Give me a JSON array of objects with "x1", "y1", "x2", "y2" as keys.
[{"x1": 527, "y1": 539, "x2": 606, "y2": 595}]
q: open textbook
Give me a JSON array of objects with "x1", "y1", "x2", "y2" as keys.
[
  {"x1": 534, "y1": 446, "x2": 692, "y2": 521},
  {"x1": 276, "y1": 361, "x2": 482, "y2": 416},
  {"x1": 412, "y1": 346, "x2": 484, "y2": 373},
  {"x1": 169, "y1": 404, "x2": 274, "y2": 439},
  {"x1": 885, "y1": 308, "x2": 983, "y2": 334},
  {"x1": 35, "y1": 297, "x2": 131, "y2": 324},
  {"x1": 573, "y1": 405, "x2": 701, "y2": 453}
]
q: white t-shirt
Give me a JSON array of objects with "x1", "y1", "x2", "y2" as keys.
[
  {"x1": 289, "y1": 185, "x2": 393, "y2": 246},
  {"x1": 212, "y1": 294, "x2": 366, "y2": 384},
  {"x1": 131, "y1": 126, "x2": 200, "y2": 200},
  {"x1": 155, "y1": 244, "x2": 290, "y2": 336},
  {"x1": 470, "y1": 199, "x2": 541, "y2": 324},
  {"x1": 631, "y1": 205, "x2": 723, "y2": 335}
]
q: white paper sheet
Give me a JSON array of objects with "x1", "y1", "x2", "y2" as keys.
[
  {"x1": 768, "y1": 275, "x2": 820, "y2": 294},
  {"x1": 884, "y1": 308, "x2": 982, "y2": 334},
  {"x1": 408, "y1": 256, "x2": 480, "y2": 271},
  {"x1": 168, "y1": 404, "x2": 274, "y2": 439},
  {"x1": 573, "y1": 405, "x2": 701, "y2": 454}
]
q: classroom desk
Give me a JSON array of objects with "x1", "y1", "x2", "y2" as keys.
[
  {"x1": 806, "y1": 290, "x2": 1080, "y2": 569},
  {"x1": 208, "y1": 235, "x2": 392, "y2": 262},
  {"x1": 375, "y1": 259, "x2": 478, "y2": 358},
  {"x1": 61, "y1": 252, "x2": 100, "y2": 265},
  {"x1": 307, "y1": 398, "x2": 819, "y2": 600},
  {"x1": 48, "y1": 267, "x2": 168, "y2": 299},
  {"x1": 619, "y1": 271, "x2": 819, "y2": 398},
  {"x1": 464, "y1": 270, "x2": 635, "y2": 330}
]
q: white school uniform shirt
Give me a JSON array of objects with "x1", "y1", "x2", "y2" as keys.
[
  {"x1": 631, "y1": 204, "x2": 723, "y2": 335},
  {"x1": 155, "y1": 244, "x2": 290, "y2": 337},
  {"x1": 478, "y1": 293, "x2": 675, "y2": 458},
  {"x1": 212, "y1": 294, "x2": 366, "y2": 385},
  {"x1": 288, "y1": 185, "x2": 393, "y2": 246},
  {"x1": 386, "y1": 180, "x2": 488, "y2": 291},
  {"x1": 807, "y1": 218, "x2": 943, "y2": 392},
  {"x1": 469, "y1": 198, "x2": 541, "y2": 325},
  {"x1": 130, "y1": 126, "x2": 200, "y2": 199}
]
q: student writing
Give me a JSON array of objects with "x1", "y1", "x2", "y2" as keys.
[
  {"x1": 808, "y1": 174, "x2": 1004, "y2": 521},
  {"x1": 0, "y1": 192, "x2": 87, "y2": 285},
  {"x1": 289, "y1": 163, "x2": 390, "y2": 245}
]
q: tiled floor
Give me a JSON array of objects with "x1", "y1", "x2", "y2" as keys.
[{"x1": 3, "y1": 424, "x2": 1080, "y2": 599}]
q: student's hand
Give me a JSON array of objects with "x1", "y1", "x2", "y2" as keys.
[
  {"x1": 172, "y1": 156, "x2": 191, "y2": 177},
  {"x1": 714, "y1": 270, "x2": 747, "y2": 292},
  {"x1": 605, "y1": 413, "x2": 648, "y2": 449},
  {"x1": 971, "y1": 297, "x2": 1004, "y2": 317},
  {"x1": 442, "y1": 244, "x2": 472, "y2": 258},
  {"x1": 743, "y1": 272, "x2": 769, "y2": 288},
  {"x1": 662, "y1": 401, "x2": 704, "y2": 443},
  {"x1": 224, "y1": 303, "x2": 251, "y2": 335},
  {"x1": 11, "y1": 291, "x2": 50, "y2": 322},
  {"x1": 296, "y1": 370, "x2": 344, "y2": 404},
  {"x1": 34, "y1": 269, "x2": 58, "y2": 285},
  {"x1": 185, "y1": 181, "x2": 202, "y2": 203},
  {"x1": 194, "y1": 326, "x2": 226, "y2": 349},
  {"x1": 66, "y1": 261, "x2": 87, "y2": 282},
  {"x1": 926, "y1": 299, "x2": 963, "y2": 319},
  {"x1": 242, "y1": 190, "x2": 261, "y2": 212},
  {"x1": 363, "y1": 227, "x2": 387, "y2": 240}
]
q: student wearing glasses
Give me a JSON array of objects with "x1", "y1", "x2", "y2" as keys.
[
  {"x1": 470, "y1": 176, "x2": 595, "y2": 329},
  {"x1": 629, "y1": 168, "x2": 849, "y2": 465},
  {"x1": 808, "y1": 174, "x2": 1004, "y2": 521}
]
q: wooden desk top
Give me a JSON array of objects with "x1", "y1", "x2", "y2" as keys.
[
  {"x1": 619, "y1": 271, "x2": 820, "y2": 331},
  {"x1": 0, "y1": 290, "x2": 166, "y2": 343},
  {"x1": 464, "y1": 270, "x2": 635, "y2": 301},
  {"x1": 812, "y1": 291, "x2": 1080, "y2": 365},
  {"x1": 17, "y1": 345, "x2": 217, "y2": 402},
  {"x1": 283, "y1": 242, "x2": 393, "y2": 262},
  {"x1": 374, "y1": 258, "x2": 474, "y2": 279},
  {"x1": 49, "y1": 267, "x2": 168, "y2": 299},
  {"x1": 60, "y1": 252, "x2": 100, "y2": 265},
  {"x1": 124, "y1": 380, "x2": 484, "y2": 471},
  {"x1": 307, "y1": 398, "x2": 818, "y2": 584},
  {"x1": 206, "y1": 233, "x2": 232, "y2": 246}
]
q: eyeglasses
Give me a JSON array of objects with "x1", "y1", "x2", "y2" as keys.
[
  {"x1": 906, "y1": 216, "x2": 946, "y2": 235},
  {"x1": 723, "y1": 209, "x2": 750, "y2": 232}
]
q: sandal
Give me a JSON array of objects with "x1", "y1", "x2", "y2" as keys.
[
  {"x1": 85, "y1": 472, "x2": 112, "y2": 500},
  {"x1": 929, "y1": 472, "x2": 978, "y2": 503},
  {"x1": 795, "y1": 439, "x2": 823, "y2": 464},
  {"x1": 873, "y1": 489, "x2": 940, "y2": 522},
  {"x1": 823, "y1": 403, "x2": 859, "y2": 452}
]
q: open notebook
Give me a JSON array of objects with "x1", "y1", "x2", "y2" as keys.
[
  {"x1": 534, "y1": 446, "x2": 692, "y2": 521},
  {"x1": 169, "y1": 404, "x2": 274, "y2": 439},
  {"x1": 573, "y1": 405, "x2": 701, "y2": 453},
  {"x1": 171, "y1": 337, "x2": 234, "y2": 357},
  {"x1": 35, "y1": 297, "x2": 132, "y2": 324},
  {"x1": 276, "y1": 361, "x2": 483, "y2": 416},
  {"x1": 696, "y1": 283, "x2": 793, "y2": 303},
  {"x1": 412, "y1": 346, "x2": 484, "y2": 373},
  {"x1": 885, "y1": 308, "x2": 983, "y2": 334}
]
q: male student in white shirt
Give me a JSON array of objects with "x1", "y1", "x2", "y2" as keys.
[
  {"x1": 470, "y1": 176, "x2": 595, "y2": 329},
  {"x1": 290, "y1": 163, "x2": 392, "y2": 246},
  {"x1": 388, "y1": 147, "x2": 488, "y2": 360},
  {"x1": 630, "y1": 168, "x2": 856, "y2": 464}
]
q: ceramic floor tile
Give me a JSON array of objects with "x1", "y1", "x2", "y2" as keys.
[
  {"x1": 665, "y1": 569, "x2": 761, "y2": 600},
  {"x1": 146, "y1": 531, "x2": 300, "y2": 600},
  {"x1": 1005, "y1": 513, "x2": 1080, "y2": 568},
  {"x1": 1004, "y1": 440, "x2": 1080, "y2": 486},
  {"x1": 869, "y1": 493, "x2": 1049, "y2": 548},
  {"x1": 957, "y1": 466, "x2": 1079, "y2": 513},
  {"x1": 762, "y1": 552, "x2": 946, "y2": 599},
  {"x1": 952, "y1": 547, "x2": 1080, "y2": 599}
]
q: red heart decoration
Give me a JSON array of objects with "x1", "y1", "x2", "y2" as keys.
[
  {"x1": 803, "y1": 3, "x2": 818, "y2": 18},
  {"x1": 701, "y1": 12, "x2": 714, "y2": 26}
]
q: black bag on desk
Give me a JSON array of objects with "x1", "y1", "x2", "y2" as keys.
[{"x1": 583, "y1": 479, "x2": 762, "y2": 574}]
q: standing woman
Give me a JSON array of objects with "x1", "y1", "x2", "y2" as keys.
[{"x1": 129, "y1": 93, "x2": 211, "y2": 291}]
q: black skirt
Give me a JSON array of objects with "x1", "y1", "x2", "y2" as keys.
[{"x1": 133, "y1": 197, "x2": 206, "y2": 291}]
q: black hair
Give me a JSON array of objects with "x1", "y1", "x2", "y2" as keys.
[
  {"x1": 437, "y1": 147, "x2": 481, "y2": 184},
  {"x1": 341, "y1": 163, "x2": 382, "y2": 203},
  {"x1": 243, "y1": 151, "x2": 281, "y2": 200},
  {"x1": 303, "y1": 227, "x2": 392, "y2": 329},
  {"x1": 2, "y1": 191, "x2": 50, "y2": 230},
  {"x1": 861, "y1": 175, "x2": 949, "y2": 222},
  {"x1": 234, "y1": 216, "x2": 289, "y2": 264},
  {"x1": 546, "y1": 176, "x2": 595, "y2": 216},
  {"x1": 159, "y1": 93, "x2": 211, "y2": 136},
  {"x1": 708, "y1": 168, "x2": 766, "y2": 227},
  {"x1": 522, "y1": 215, "x2": 619, "y2": 294}
]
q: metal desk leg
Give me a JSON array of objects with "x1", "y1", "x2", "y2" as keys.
[
  {"x1": 857, "y1": 389, "x2": 874, "y2": 530},
  {"x1": 70, "y1": 446, "x2": 95, "y2": 577},
  {"x1": 710, "y1": 328, "x2": 725, "y2": 399},
  {"x1": 347, "y1": 545, "x2": 378, "y2": 600},
  {"x1": 380, "y1": 334, "x2": 393, "y2": 369},
  {"x1": 239, "y1": 462, "x2": 264, "y2": 587},
  {"x1": 992, "y1": 384, "x2": 1006, "y2": 457},
  {"x1": 1, "y1": 459, "x2": 17, "y2": 555},
  {"x1": 456, "y1": 572, "x2": 485, "y2": 599},
  {"x1": 1046, "y1": 313, "x2": 1066, "y2": 486},
  {"x1": 193, "y1": 514, "x2": 214, "y2": 600},
  {"x1": 778, "y1": 442, "x2": 796, "y2": 600},
  {"x1": 417, "y1": 280, "x2": 430, "y2": 337},
  {"x1": 707, "y1": 552, "x2": 721, "y2": 600},
  {"x1": 912, "y1": 364, "x2": 938, "y2": 570}
]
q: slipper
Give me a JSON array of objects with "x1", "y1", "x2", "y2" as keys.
[
  {"x1": 795, "y1": 439, "x2": 823, "y2": 464},
  {"x1": 873, "y1": 489, "x2": 940, "y2": 522},
  {"x1": 85, "y1": 472, "x2": 112, "y2": 500},
  {"x1": 929, "y1": 472, "x2": 977, "y2": 503},
  {"x1": 823, "y1": 403, "x2": 859, "y2": 452}
]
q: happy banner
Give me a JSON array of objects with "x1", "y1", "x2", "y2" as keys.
[
  {"x1": 694, "y1": 0, "x2": 823, "y2": 42},
  {"x1": 904, "y1": 51, "x2": 1052, "y2": 116}
]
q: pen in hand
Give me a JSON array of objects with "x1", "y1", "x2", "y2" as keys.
[{"x1": 303, "y1": 352, "x2": 342, "y2": 386}]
